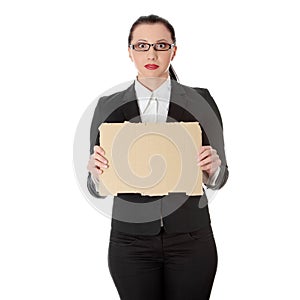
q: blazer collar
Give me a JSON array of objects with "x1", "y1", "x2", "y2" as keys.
[{"x1": 121, "y1": 79, "x2": 188, "y2": 123}]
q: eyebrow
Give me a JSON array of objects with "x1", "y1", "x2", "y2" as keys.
[{"x1": 136, "y1": 38, "x2": 170, "y2": 42}]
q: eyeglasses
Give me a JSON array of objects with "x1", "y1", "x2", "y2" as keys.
[{"x1": 129, "y1": 42, "x2": 175, "y2": 52}]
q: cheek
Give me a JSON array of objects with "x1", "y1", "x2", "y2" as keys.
[
  {"x1": 133, "y1": 56, "x2": 144, "y2": 67},
  {"x1": 162, "y1": 54, "x2": 173, "y2": 65}
]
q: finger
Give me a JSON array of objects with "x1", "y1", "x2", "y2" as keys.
[
  {"x1": 201, "y1": 164, "x2": 211, "y2": 172},
  {"x1": 197, "y1": 151, "x2": 220, "y2": 165},
  {"x1": 197, "y1": 148, "x2": 216, "y2": 162},
  {"x1": 199, "y1": 158, "x2": 221, "y2": 173},
  {"x1": 94, "y1": 153, "x2": 108, "y2": 165},
  {"x1": 94, "y1": 160, "x2": 109, "y2": 170},
  {"x1": 95, "y1": 167, "x2": 103, "y2": 175},
  {"x1": 92, "y1": 165, "x2": 104, "y2": 178},
  {"x1": 202, "y1": 161, "x2": 221, "y2": 176},
  {"x1": 197, "y1": 146, "x2": 212, "y2": 155},
  {"x1": 197, "y1": 156, "x2": 213, "y2": 166},
  {"x1": 195, "y1": 146, "x2": 206, "y2": 158},
  {"x1": 94, "y1": 145, "x2": 105, "y2": 156}
]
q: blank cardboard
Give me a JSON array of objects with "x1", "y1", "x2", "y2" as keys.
[{"x1": 98, "y1": 121, "x2": 203, "y2": 196}]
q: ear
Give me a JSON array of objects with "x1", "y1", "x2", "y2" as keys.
[
  {"x1": 171, "y1": 45, "x2": 177, "y2": 61},
  {"x1": 128, "y1": 47, "x2": 133, "y2": 61}
]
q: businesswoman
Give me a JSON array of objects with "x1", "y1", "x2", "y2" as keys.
[{"x1": 87, "y1": 15, "x2": 229, "y2": 300}]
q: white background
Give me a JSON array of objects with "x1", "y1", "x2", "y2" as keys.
[{"x1": 1, "y1": 0, "x2": 299, "y2": 299}]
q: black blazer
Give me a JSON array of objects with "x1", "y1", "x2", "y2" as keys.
[{"x1": 87, "y1": 80, "x2": 229, "y2": 235}]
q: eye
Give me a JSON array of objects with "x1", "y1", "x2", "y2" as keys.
[
  {"x1": 156, "y1": 43, "x2": 168, "y2": 49},
  {"x1": 136, "y1": 42, "x2": 148, "y2": 49}
]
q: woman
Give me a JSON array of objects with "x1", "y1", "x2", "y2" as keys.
[{"x1": 87, "y1": 15, "x2": 229, "y2": 300}]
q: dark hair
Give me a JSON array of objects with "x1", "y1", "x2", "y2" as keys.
[{"x1": 128, "y1": 14, "x2": 179, "y2": 81}]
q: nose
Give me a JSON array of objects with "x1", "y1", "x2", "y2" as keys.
[{"x1": 146, "y1": 46, "x2": 158, "y2": 60}]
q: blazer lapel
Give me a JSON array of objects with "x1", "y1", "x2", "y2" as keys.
[
  {"x1": 121, "y1": 82, "x2": 142, "y2": 123},
  {"x1": 167, "y1": 80, "x2": 188, "y2": 122}
]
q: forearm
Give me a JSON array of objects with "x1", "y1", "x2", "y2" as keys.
[
  {"x1": 205, "y1": 164, "x2": 229, "y2": 190},
  {"x1": 87, "y1": 172, "x2": 106, "y2": 199}
]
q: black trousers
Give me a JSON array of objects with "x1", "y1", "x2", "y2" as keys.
[{"x1": 108, "y1": 224, "x2": 218, "y2": 300}]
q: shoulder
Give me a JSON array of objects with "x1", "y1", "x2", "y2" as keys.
[
  {"x1": 193, "y1": 87, "x2": 223, "y2": 128},
  {"x1": 177, "y1": 82, "x2": 223, "y2": 129},
  {"x1": 96, "y1": 81, "x2": 135, "y2": 107},
  {"x1": 173, "y1": 81, "x2": 214, "y2": 101}
]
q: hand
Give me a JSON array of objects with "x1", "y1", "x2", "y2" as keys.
[
  {"x1": 196, "y1": 146, "x2": 221, "y2": 178},
  {"x1": 87, "y1": 145, "x2": 109, "y2": 180}
]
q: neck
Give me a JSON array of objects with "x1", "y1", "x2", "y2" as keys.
[{"x1": 137, "y1": 76, "x2": 168, "y2": 91}]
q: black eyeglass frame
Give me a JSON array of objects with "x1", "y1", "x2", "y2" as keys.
[{"x1": 129, "y1": 42, "x2": 175, "y2": 52}]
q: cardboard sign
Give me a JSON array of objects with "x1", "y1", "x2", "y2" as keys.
[{"x1": 98, "y1": 121, "x2": 203, "y2": 196}]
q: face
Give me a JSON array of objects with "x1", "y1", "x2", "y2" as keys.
[{"x1": 128, "y1": 23, "x2": 177, "y2": 80}]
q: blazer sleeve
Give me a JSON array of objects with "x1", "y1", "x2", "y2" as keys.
[
  {"x1": 87, "y1": 97, "x2": 106, "y2": 198},
  {"x1": 193, "y1": 87, "x2": 229, "y2": 190}
]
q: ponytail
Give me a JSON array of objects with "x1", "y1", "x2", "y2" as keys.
[{"x1": 169, "y1": 64, "x2": 179, "y2": 82}]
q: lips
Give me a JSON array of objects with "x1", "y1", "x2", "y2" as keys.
[{"x1": 144, "y1": 64, "x2": 159, "y2": 70}]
